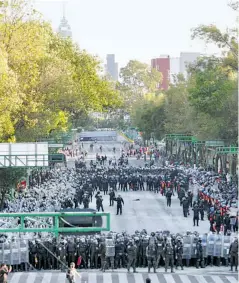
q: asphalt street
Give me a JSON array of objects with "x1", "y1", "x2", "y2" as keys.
[
  {"x1": 68, "y1": 139, "x2": 210, "y2": 234},
  {"x1": 6, "y1": 269, "x2": 238, "y2": 283}
]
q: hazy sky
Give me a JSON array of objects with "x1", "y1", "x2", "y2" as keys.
[{"x1": 33, "y1": 0, "x2": 236, "y2": 68}]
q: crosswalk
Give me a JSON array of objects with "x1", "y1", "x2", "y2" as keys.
[{"x1": 8, "y1": 272, "x2": 238, "y2": 283}]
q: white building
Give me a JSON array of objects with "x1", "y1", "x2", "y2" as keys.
[
  {"x1": 180, "y1": 52, "x2": 201, "y2": 78},
  {"x1": 169, "y1": 57, "x2": 180, "y2": 83}
]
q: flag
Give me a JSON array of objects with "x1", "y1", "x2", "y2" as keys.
[{"x1": 77, "y1": 256, "x2": 82, "y2": 266}]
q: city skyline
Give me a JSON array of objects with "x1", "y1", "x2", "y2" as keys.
[{"x1": 34, "y1": 0, "x2": 236, "y2": 68}]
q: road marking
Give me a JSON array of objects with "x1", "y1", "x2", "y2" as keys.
[
  {"x1": 164, "y1": 274, "x2": 177, "y2": 283},
  {"x1": 42, "y1": 273, "x2": 52, "y2": 283},
  {"x1": 133, "y1": 273, "x2": 144, "y2": 283},
  {"x1": 103, "y1": 273, "x2": 112, "y2": 283},
  {"x1": 196, "y1": 276, "x2": 210, "y2": 283},
  {"x1": 88, "y1": 273, "x2": 97, "y2": 283},
  {"x1": 26, "y1": 273, "x2": 36, "y2": 283},
  {"x1": 9, "y1": 273, "x2": 22, "y2": 283},
  {"x1": 179, "y1": 275, "x2": 193, "y2": 283},
  {"x1": 118, "y1": 273, "x2": 128, "y2": 283},
  {"x1": 225, "y1": 276, "x2": 238, "y2": 283}
]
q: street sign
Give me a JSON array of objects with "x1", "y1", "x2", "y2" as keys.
[
  {"x1": 48, "y1": 144, "x2": 64, "y2": 148},
  {"x1": 205, "y1": 141, "x2": 224, "y2": 147}
]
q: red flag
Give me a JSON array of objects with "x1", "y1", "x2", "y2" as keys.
[{"x1": 77, "y1": 256, "x2": 82, "y2": 266}]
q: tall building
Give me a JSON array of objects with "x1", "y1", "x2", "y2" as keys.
[
  {"x1": 169, "y1": 57, "x2": 180, "y2": 83},
  {"x1": 180, "y1": 52, "x2": 200, "y2": 78},
  {"x1": 105, "y1": 54, "x2": 118, "y2": 81},
  {"x1": 58, "y1": 3, "x2": 72, "y2": 39},
  {"x1": 151, "y1": 55, "x2": 170, "y2": 90}
]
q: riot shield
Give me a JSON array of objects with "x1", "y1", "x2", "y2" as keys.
[
  {"x1": 222, "y1": 236, "x2": 231, "y2": 259},
  {"x1": 20, "y1": 239, "x2": 29, "y2": 263},
  {"x1": 207, "y1": 234, "x2": 215, "y2": 256},
  {"x1": 105, "y1": 239, "x2": 115, "y2": 257},
  {"x1": 201, "y1": 234, "x2": 208, "y2": 258},
  {"x1": 191, "y1": 236, "x2": 198, "y2": 259},
  {"x1": 213, "y1": 234, "x2": 222, "y2": 257},
  {"x1": 3, "y1": 242, "x2": 11, "y2": 264},
  {"x1": 11, "y1": 240, "x2": 20, "y2": 265},
  {"x1": 182, "y1": 235, "x2": 192, "y2": 259}
]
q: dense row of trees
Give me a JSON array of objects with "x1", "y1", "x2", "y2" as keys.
[
  {"x1": 118, "y1": 5, "x2": 238, "y2": 145},
  {"x1": 0, "y1": 0, "x2": 120, "y2": 143}
]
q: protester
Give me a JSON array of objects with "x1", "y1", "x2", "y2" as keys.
[{"x1": 0, "y1": 264, "x2": 11, "y2": 283}]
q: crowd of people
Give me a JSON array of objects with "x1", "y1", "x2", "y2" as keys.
[{"x1": 0, "y1": 142, "x2": 237, "y2": 274}]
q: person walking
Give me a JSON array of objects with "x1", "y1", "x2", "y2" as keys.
[
  {"x1": 66, "y1": 262, "x2": 80, "y2": 283},
  {"x1": 0, "y1": 264, "x2": 12, "y2": 283}
]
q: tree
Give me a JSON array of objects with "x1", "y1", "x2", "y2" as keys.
[
  {"x1": 118, "y1": 60, "x2": 162, "y2": 110},
  {"x1": 0, "y1": 168, "x2": 26, "y2": 210},
  {"x1": 131, "y1": 93, "x2": 166, "y2": 141},
  {"x1": 191, "y1": 20, "x2": 238, "y2": 72},
  {"x1": 164, "y1": 74, "x2": 195, "y2": 135},
  {"x1": 187, "y1": 56, "x2": 238, "y2": 143},
  {"x1": 0, "y1": 0, "x2": 120, "y2": 142}
]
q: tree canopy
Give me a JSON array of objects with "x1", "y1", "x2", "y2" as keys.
[
  {"x1": 125, "y1": 9, "x2": 238, "y2": 145},
  {"x1": 0, "y1": 0, "x2": 120, "y2": 142}
]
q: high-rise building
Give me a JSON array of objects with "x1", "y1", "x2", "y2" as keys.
[
  {"x1": 58, "y1": 3, "x2": 72, "y2": 39},
  {"x1": 180, "y1": 52, "x2": 200, "y2": 78},
  {"x1": 169, "y1": 57, "x2": 180, "y2": 83},
  {"x1": 151, "y1": 55, "x2": 170, "y2": 90},
  {"x1": 106, "y1": 54, "x2": 118, "y2": 81}
]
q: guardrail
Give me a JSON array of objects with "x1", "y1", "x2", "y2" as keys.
[{"x1": 0, "y1": 212, "x2": 111, "y2": 237}]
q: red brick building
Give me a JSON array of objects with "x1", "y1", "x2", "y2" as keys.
[{"x1": 151, "y1": 56, "x2": 170, "y2": 90}]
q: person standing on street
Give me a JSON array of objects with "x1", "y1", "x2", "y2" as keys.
[
  {"x1": 114, "y1": 195, "x2": 124, "y2": 215},
  {"x1": 66, "y1": 262, "x2": 80, "y2": 283},
  {"x1": 229, "y1": 238, "x2": 238, "y2": 272},
  {"x1": 166, "y1": 189, "x2": 172, "y2": 207},
  {"x1": 0, "y1": 264, "x2": 12, "y2": 283},
  {"x1": 193, "y1": 204, "x2": 200, "y2": 226}
]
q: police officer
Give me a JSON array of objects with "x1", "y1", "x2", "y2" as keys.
[
  {"x1": 115, "y1": 238, "x2": 125, "y2": 268},
  {"x1": 114, "y1": 195, "x2": 124, "y2": 215},
  {"x1": 195, "y1": 238, "x2": 204, "y2": 269},
  {"x1": 156, "y1": 234, "x2": 165, "y2": 269},
  {"x1": 96, "y1": 195, "x2": 104, "y2": 212},
  {"x1": 126, "y1": 240, "x2": 137, "y2": 273},
  {"x1": 166, "y1": 189, "x2": 172, "y2": 207},
  {"x1": 89, "y1": 237, "x2": 99, "y2": 269},
  {"x1": 229, "y1": 238, "x2": 238, "y2": 272},
  {"x1": 67, "y1": 238, "x2": 76, "y2": 267},
  {"x1": 146, "y1": 244, "x2": 157, "y2": 273},
  {"x1": 82, "y1": 194, "x2": 90, "y2": 209},
  {"x1": 164, "y1": 240, "x2": 174, "y2": 273},
  {"x1": 99, "y1": 238, "x2": 106, "y2": 272},
  {"x1": 56, "y1": 238, "x2": 67, "y2": 271},
  {"x1": 193, "y1": 204, "x2": 200, "y2": 226},
  {"x1": 109, "y1": 189, "x2": 115, "y2": 206},
  {"x1": 175, "y1": 237, "x2": 183, "y2": 270},
  {"x1": 182, "y1": 197, "x2": 189, "y2": 217}
]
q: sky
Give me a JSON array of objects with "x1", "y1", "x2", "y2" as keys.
[{"x1": 33, "y1": 0, "x2": 236, "y2": 68}]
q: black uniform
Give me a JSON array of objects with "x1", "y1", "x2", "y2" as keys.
[{"x1": 114, "y1": 196, "x2": 124, "y2": 215}]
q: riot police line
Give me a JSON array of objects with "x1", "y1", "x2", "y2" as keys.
[
  {"x1": 0, "y1": 230, "x2": 237, "y2": 273},
  {"x1": 0, "y1": 155, "x2": 237, "y2": 273}
]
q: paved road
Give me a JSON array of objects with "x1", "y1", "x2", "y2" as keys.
[
  {"x1": 7, "y1": 269, "x2": 238, "y2": 283},
  {"x1": 68, "y1": 139, "x2": 209, "y2": 234}
]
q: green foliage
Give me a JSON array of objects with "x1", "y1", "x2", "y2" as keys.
[
  {"x1": 0, "y1": 168, "x2": 26, "y2": 209},
  {"x1": 191, "y1": 24, "x2": 238, "y2": 71},
  {"x1": 0, "y1": 0, "x2": 120, "y2": 142},
  {"x1": 118, "y1": 60, "x2": 162, "y2": 110},
  {"x1": 188, "y1": 57, "x2": 235, "y2": 116},
  {"x1": 131, "y1": 94, "x2": 166, "y2": 141}
]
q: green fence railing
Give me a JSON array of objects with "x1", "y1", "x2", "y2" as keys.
[{"x1": 0, "y1": 212, "x2": 110, "y2": 237}]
